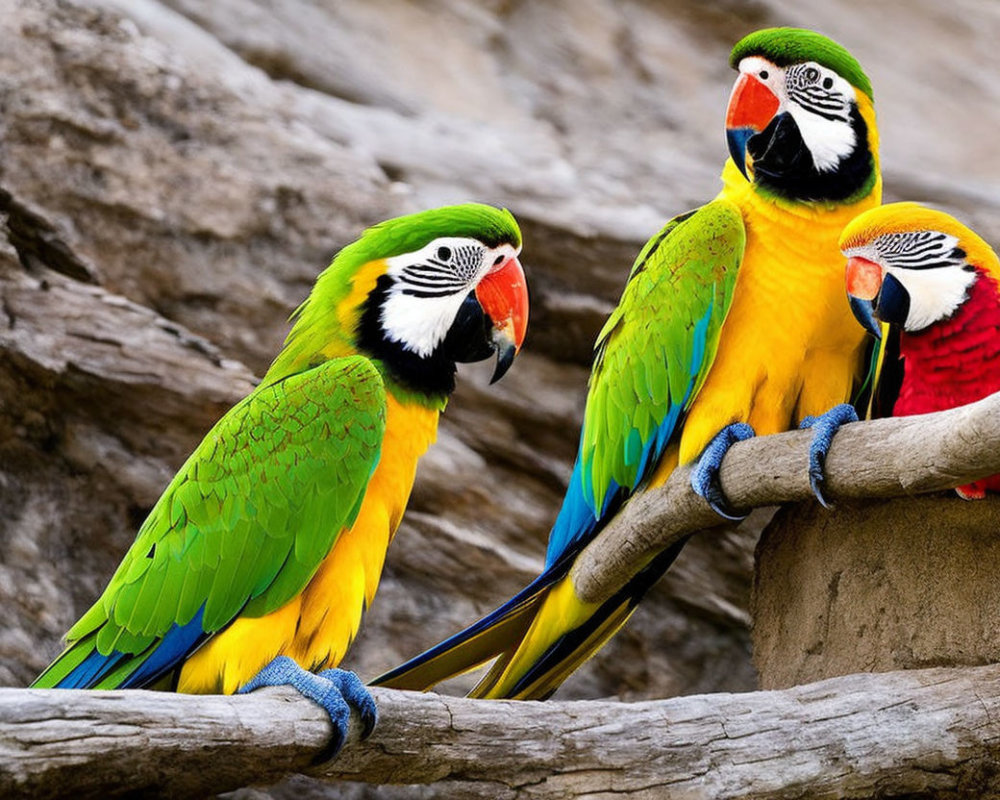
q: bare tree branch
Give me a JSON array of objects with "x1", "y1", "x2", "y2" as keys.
[
  {"x1": 4, "y1": 396, "x2": 1000, "y2": 798},
  {"x1": 6, "y1": 664, "x2": 1000, "y2": 799},
  {"x1": 571, "y1": 391, "x2": 1000, "y2": 604}
]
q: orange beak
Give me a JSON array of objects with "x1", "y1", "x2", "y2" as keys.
[
  {"x1": 845, "y1": 256, "x2": 885, "y2": 339},
  {"x1": 845, "y1": 256, "x2": 884, "y2": 300},
  {"x1": 726, "y1": 73, "x2": 780, "y2": 179},
  {"x1": 475, "y1": 255, "x2": 529, "y2": 382}
]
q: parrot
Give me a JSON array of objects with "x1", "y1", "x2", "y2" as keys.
[
  {"x1": 374, "y1": 27, "x2": 883, "y2": 701},
  {"x1": 843, "y1": 202, "x2": 1000, "y2": 499},
  {"x1": 31, "y1": 203, "x2": 529, "y2": 753}
]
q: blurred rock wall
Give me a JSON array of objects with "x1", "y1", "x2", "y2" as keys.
[{"x1": 1, "y1": 0, "x2": 998, "y2": 796}]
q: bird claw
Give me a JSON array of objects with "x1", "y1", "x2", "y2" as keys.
[
  {"x1": 239, "y1": 656, "x2": 377, "y2": 761},
  {"x1": 318, "y1": 667, "x2": 378, "y2": 739},
  {"x1": 800, "y1": 403, "x2": 857, "y2": 508},
  {"x1": 691, "y1": 422, "x2": 755, "y2": 521}
]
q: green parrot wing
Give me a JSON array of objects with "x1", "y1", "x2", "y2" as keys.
[
  {"x1": 576, "y1": 199, "x2": 745, "y2": 528},
  {"x1": 43, "y1": 354, "x2": 386, "y2": 687}
]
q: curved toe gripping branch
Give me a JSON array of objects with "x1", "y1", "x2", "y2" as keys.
[
  {"x1": 239, "y1": 656, "x2": 378, "y2": 761},
  {"x1": 799, "y1": 403, "x2": 859, "y2": 508},
  {"x1": 691, "y1": 422, "x2": 756, "y2": 521}
]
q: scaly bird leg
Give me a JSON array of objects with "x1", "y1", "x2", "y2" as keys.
[
  {"x1": 238, "y1": 655, "x2": 378, "y2": 760},
  {"x1": 799, "y1": 403, "x2": 858, "y2": 508},
  {"x1": 690, "y1": 422, "x2": 755, "y2": 521}
]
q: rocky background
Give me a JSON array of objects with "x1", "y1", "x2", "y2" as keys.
[{"x1": 1, "y1": 0, "x2": 999, "y2": 796}]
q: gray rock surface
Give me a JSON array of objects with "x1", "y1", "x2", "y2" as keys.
[
  {"x1": 753, "y1": 497, "x2": 1000, "y2": 690},
  {"x1": 1, "y1": 0, "x2": 998, "y2": 795}
]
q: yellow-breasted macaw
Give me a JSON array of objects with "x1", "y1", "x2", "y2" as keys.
[
  {"x1": 844, "y1": 202, "x2": 1000, "y2": 499},
  {"x1": 375, "y1": 28, "x2": 882, "y2": 700},
  {"x1": 32, "y1": 204, "x2": 529, "y2": 752}
]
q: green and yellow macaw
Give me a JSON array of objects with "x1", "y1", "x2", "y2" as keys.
[
  {"x1": 376, "y1": 28, "x2": 882, "y2": 700},
  {"x1": 32, "y1": 204, "x2": 528, "y2": 751}
]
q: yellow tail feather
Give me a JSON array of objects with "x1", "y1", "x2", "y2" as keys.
[
  {"x1": 374, "y1": 599, "x2": 538, "y2": 691},
  {"x1": 865, "y1": 321, "x2": 891, "y2": 420},
  {"x1": 470, "y1": 576, "x2": 602, "y2": 699}
]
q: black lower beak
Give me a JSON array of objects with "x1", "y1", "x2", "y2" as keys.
[
  {"x1": 727, "y1": 129, "x2": 754, "y2": 180},
  {"x1": 746, "y1": 113, "x2": 811, "y2": 182},
  {"x1": 444, "y1": 291, "x2": 521, "y2": 384},
  {"x1": 849, "y1": 295, "x2": 881, "y2": 339},
  {"x1": 876, "y1": 272, "x2": 911, "y2": 327},
  {"x1": 491, "y1": 333, "x2": 516, "y2": 384}
]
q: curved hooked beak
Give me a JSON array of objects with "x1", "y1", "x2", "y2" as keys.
[
  {"x1": 846, "y1": 255, "x2": 884, "y2": 339},
  {"x1": 726, "y1": 73, "x2": 780, "y2": 180},
  {"x1": 474, "y1": 255, "x2": 529, "y2": 383},
  {"x1": 846, "y1": 256, "x2": 911, "y2": 337}
]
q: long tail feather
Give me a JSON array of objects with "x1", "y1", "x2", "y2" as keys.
[
  {"x1": 471, "y1": 536, "x2": 690, "y2": 700},
  {"x1": 371, "y1": 569, "x2": 566, "y2": 691}
]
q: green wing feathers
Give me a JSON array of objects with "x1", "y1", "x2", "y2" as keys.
[
  {"x1": 35, "y1": 355, "x2": 386, "y2": 688},
  {"x1": 580, "y1": 200, "x2": 745, "y2": 503}
]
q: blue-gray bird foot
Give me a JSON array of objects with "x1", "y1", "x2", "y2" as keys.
[
  {"x1": 800, "y1": 403, "x2": 858, "y2": 508},
  {"x1": 239, "y1": 656, "x2": 378, "y2": 760},
  {"x1": 691, "y1": 422, "x2": 755, "y2": 521}
]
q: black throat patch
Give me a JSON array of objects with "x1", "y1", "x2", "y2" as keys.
[
  {"x1": 748, "y1": 105, "x2": 874, "y2": 203},
  {"x1": 357, "y1": 274, "x2": 458, "y2": 398}
]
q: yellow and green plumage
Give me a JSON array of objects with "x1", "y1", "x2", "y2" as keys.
[
  {"x1": 33, "y1": 203, "x2": 526, "y2": 695},
  {"x1": 376, "y1": 28, "x2": 882, "y2": 700}
]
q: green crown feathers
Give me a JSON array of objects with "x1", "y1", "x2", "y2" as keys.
[
  {"x1": 730, "y1": 27, "x2": 873, "y2": 100},
  {"x1": 342, "y1": 203, "x2": 521, "y2": 272}
]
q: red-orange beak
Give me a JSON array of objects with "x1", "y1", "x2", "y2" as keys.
[
  {"x1": 845, "y1": 256, "x2": 884, "y2": 301},
  {"x1": 845, "y1": 256, "x2": 885, "y2": 339},
  {"x1": 475, "y1": 255, "x2": 529, "y2": 382},
  {"x1": 726, "y1": 73, "x2": 780, "y2": 179}
]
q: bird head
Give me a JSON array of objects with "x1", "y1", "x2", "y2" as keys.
[
  {"x1": 726, "y1": 28, "x2": 879, "y2": 203},
  {"x1": 269, "y1": 204, "x2": 528, "y2": 400},
  {"x1": 841, "y1": 202, "x2": 1000, "y2": 336}
]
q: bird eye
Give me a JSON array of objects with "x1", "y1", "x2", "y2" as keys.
[
  {"x1": 436, "y1": 246, "x2": 452, "y2": 261},
  {"x1": 759, "y1": 69, "x2": 769, "y2": 80},
  {"x1": 805, "y1": 67, "x2": 819, "y2": 83},
  {"x1": 822, "y1": 76, "x2": 833, "y2": 90},
  {"x1": 493, "y1": 255, "x2": 504, "y2": 266}
]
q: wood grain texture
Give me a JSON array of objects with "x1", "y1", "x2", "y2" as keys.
[
  {"x1": 5, "y1": 664, "x2": 1000, "y2": 799},
  {"x1": 571, "y1": 391, "x2": 1000, "y2": 604},
  {"x1": 3, "y1": 395, "x2": 1000, "y2": 798}
]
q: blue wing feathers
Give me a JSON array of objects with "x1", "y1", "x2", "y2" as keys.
[
  {"x1": 544, "y1": 305, "x2": 713, "y2": 571},
  {"x1": 57, "y1": 644, "x2": 126, "y2": 689},
  {"x1": 118, "y1": 608, "x2": 208, "y2": 688},
  {"x1": 51, "y1": 607, "x2": 208, "y2": 689}
]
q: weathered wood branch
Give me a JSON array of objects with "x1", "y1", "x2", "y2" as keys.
[
  {"x1": 571, "y1": 390, "x2": 1000, "y2": 604},
  {"x1": 3, "y1": 396, "x2": 1000, "y2": 798},
  {"x1": 6, "y1": 664, "x2": 1000, "y2": 799}
]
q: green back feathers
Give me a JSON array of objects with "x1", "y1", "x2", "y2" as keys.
[
  {"x1": 731, "y1": 27, "x2": 872, "y2": 100},
  {"x1": 265, "y1": 203, "x2": 521, "y2": 383}
]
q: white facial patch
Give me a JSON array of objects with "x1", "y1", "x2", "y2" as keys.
[
  {"x1": 784, "y1": 62, "x2": 857, "y2": 172},
  {"x1": 845, "y1": 233, "x2": 977, "y2": 332},
  {"x1": 883, "y1": 231, "x2": 976, "y2": 332},
  {"x1": 737, "y1": 56, "x2": 788, "y2": 105},
  {"x1": 380, "y1": 237, "x2": 519, "y2": 358},
  {"x1": 888, "y1": 263, "x2": 976, "y2": 332},
  {"x1": 788, "y1": 105, "x2": 857, "y2": 171}
]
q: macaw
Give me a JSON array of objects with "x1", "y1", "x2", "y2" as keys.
[
  {"x1": 843, "y1": 202, "x2": 1000, "y2": 499},
  {"x1": 375, "y1": 27, "x2": 882, "y2": 701},
  {"x1": 31, "y1": 204, "x2": 529, "y2": 752}
]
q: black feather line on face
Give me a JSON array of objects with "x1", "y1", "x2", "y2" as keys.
[
  {"x1": 747, "y1": 105, "x2": 874, "y2": 203},
  {"x1": 357, "y1": 273, "x2": 459, "y2": 397},
  {"x1": 876, "y1": 232, "x2": 968, "y2": 271}
]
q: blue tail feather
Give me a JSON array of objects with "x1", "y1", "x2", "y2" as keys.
[
  {"x1": 51, "y1": 608, "x2": 207, "y2": 690},
  {"x1": 118, "y1": 609, "x2": 208, "y2": 688},
  {"x1": 57, "y1": 645, "x2": 127, "y2": 689}
]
